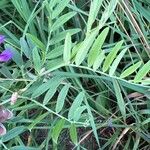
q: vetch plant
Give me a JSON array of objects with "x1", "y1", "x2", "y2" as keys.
[{"x1": 0, "y1": 0, "x2": 150, "y2": 149}]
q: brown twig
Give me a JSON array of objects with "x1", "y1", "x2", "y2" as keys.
[{"x1": 112, "y1": 127, "x2": 130, "y2": 150}]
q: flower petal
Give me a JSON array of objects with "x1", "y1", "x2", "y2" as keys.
[
  {"x1": 0, "y1": 107, "x2": 13, "y2": 122},
  {"x1": 0, "y1": 35, "x2": 5, "y2": 44},
  {"x1": 0, "y1": 123, "x2": 6, "y2": 136},
  {"x1": 0, "y1": 49, "x2": 13, "y2": 62}
]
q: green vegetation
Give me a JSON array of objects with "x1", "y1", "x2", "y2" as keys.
[{"x1": 0, "y1": 0, "x2": 150, "y2": 149}]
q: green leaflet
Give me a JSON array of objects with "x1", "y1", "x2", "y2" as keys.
[
  {"x1": 63, "y1": 32, "x2": 72, "y2": 63},
  {"x1": 120, "y1": 61, "x2": 142, "y2": 78},
  {"x1": 49, "y1": 29, "x2": 81, "y2": 45},
  {"x1": 55, "y1": 84, "x2": 70, "y2": 113},
  {"x1": 87, "y1": 0, "x2": 103, "y2": 33},
  {"x1": 73, "y1": 106, "x2": 87, "y2": 121},
  {"x1": 68, "y1": 92, "x2": 85, "y2": 120},
  {"x1": 102, "y1": 40, "x2": 124, "y2": 72},
  {"x1": 52, "y1": 119, "x2": 65, "y2": 144},
  {"x1": 20, "y1": 37, "x2": 32, "y2": 59},
  {"x1": 45, "y1": 58, "x2": 66, "y2": 74},
  {"x1": 10, "y1": 146, "x2": 39, "y2": 150},
  {"x1": 43, "y1": 77, "x2": 66, "y2": 105},
  {"x1": 69, "y1": 123, "x2": 78, "y2": 145},
  {"x1": 51, "y1": 12, "x2": 77, "y2": 32},
  {"x1": 32, "y1": 47, "x2": 41, "y2": 73},
  {"x1": 95, "y1": 94, "x2": 110, "y2": 115},
  {"x1": 109, "y1": 48, "x2": 128, "y2": 76},
  {"x1": 93, "y1": 51, "x2": 105, "y2": 71},
  {"x1": 99, "y1": 0, "x2": 118, "y2": 28},
  {"x1": 32, "y1": 76, "x2": 65, "y2": 98},
  {"x1": 75, "y1": 27, "x2": 99, "y2": 66},
  {"x1": 51, "y1": 0, "x2": 70, "y2": 19},
  {"x1": 88, "y1": 27, "x2": 109, "y2": 67},
  {"x1": 26, "y1": 34, "x2": 46, "y2": 52},
  {"x1": 134, "y1": 60, "x2": 150, "y2": 83},
  {"x1": 28, "y1": 112, "x2": 49, "y2": 130},
  {"x1": 46, "y1": 45, "x2": 64, "y2": 60},
  {"x1": 2, "y1": 126, "x2": 26, "y2": 142},
  {"x1": 5, "y1": 44, "x2": 24, "y2": 68},
  {"x1": 142, "y1": 118, "x2": 150, "y2": 125}
]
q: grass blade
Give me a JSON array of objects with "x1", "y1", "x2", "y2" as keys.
[{"x1": 112, "y1": 79, "x2": 126, "y2": 120}]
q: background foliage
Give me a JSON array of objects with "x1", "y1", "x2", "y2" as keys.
[{"x1": 0, "y1": 0, "x2": 150, "y2": 149}]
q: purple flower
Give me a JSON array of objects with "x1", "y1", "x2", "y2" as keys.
[
  {"x1": 0, "y1": 108, "x2": 13, "y2": 122},
  {"x1": 0, "y1": 106, "x2": 13, "y2": 136},
  {"x1": 0, "y1": 35, "x2": 5, "y2": 44},
  {"x1": 0, "y1": 49, "x2": 13, "y2": 62}
]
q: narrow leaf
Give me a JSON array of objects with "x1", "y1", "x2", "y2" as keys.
[
  {"x1": 102, "y1": 40, "x2": 123, "y2": 72},
  {"x1": 20, "y1": 37, "x2": 32, "y2": 59},
  {"x1": 5, "y1": 44, "x2": 24, "y2": 68},
  {"x1": 112, "y1": 79, "x2": 126, "y2": 120},
  {"x1": 93, "y1": 51, "x2": 105, "y2": 71},
  {"x1": 51, "y1": 0, "x2": 70, "y2": 19},
  {"x1": 88, "y1": 27, "x2": 109, "y2": 66},
  {"x1": 32, "y1": 76, "x2": 64, "y2": 98},
  {"x1": 99, "y1": 0, "x2": 118, "y2": 28},
  {"x1": 11, "y1": 146, "x2": 39, "y2": 150},
  {"x1": 84, "y1": 98, "x2": 100, "y2": 147},
  {"x1": 142, "y1": 118, "x2": 150, "y2": 125},
  {"x1": 120, "y1": 61, "x2": 142, "y2": 78},
  {"x1": 32, "y1": 47, "x2": 41, "y2": 73},
  {"x1": 75, "y1": 28, "x2": 99, "y2": 65},
  {"x1": 109, "y1": 48, "x2": 128, "y2": 76},
  {"x1": 2, "y1": 126, "x2": 26, "y2": 142},
  {"x1": 28, "y1": 112, "x2": 49, "y2": 130},
  {"x1": 50, "y1": 29, "x2": 81, "y2": 45},
  {"x1": 70, "y1": 124, "x2": 78, "y2": 145},
  {"x1": 52, "y1": 119, "x2": 65, "y2": 143},
  {"x1": 87, "y1": 0, "x2": 103, "y2": 33},
  {"x1": 134, "y1": 60, "x2": 150, "y2": 83},
  {"x1": 63, "y1": 33, "x2": 71, "y2": 63},
  {"x1": 68, "y1": 92, "x2": 85, "y2": 120},
  {"x1": 56, "y1": 84, "x2": 70, "y2": 113},
  {"x1": 43, "y1": 77, "x2": 65, "y2": 105},
  {"x1": 51, "y1": 12, "x2": 76, "y2": 32},
  {"x1": 73, "y1": 106, "x2": 87, "y2": 121},
  {"x1": 26, "y1": 34, "x2": 46, "y2": 52}
]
